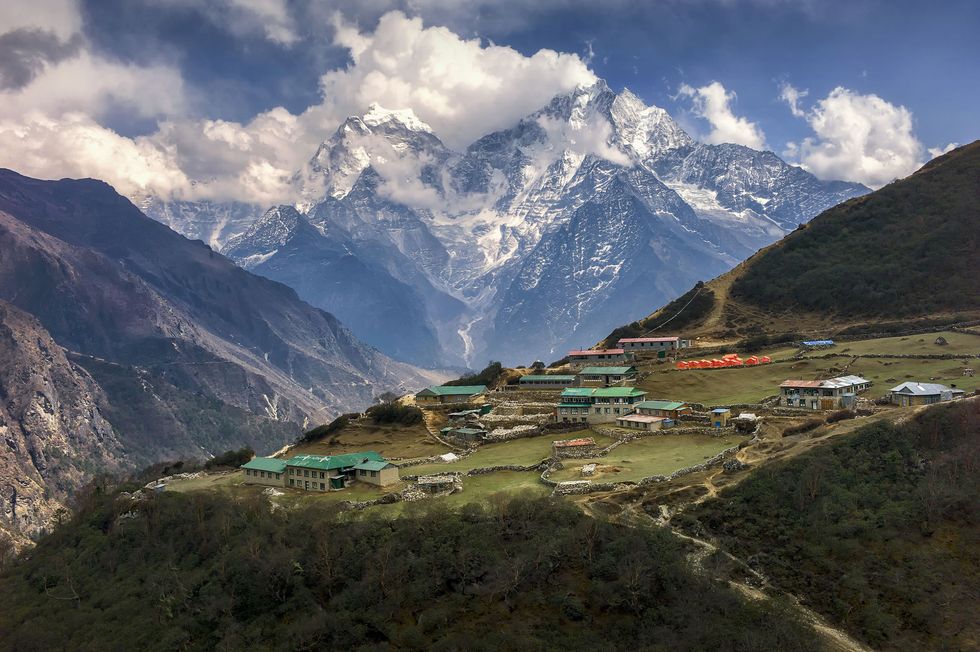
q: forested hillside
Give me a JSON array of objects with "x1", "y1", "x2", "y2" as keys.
[
  {"x1": 677, "y1": 399, "x2": 980, "y2": 650},
  {"x1": 730, "y1": 141, "x2": 980, "y2": 316},
  {"x1": 0, "y1": 493, "x2": 815, "y2": 650}
]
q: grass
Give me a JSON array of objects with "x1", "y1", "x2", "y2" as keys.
[
  {"x1": 165, "y1": 470, "x2": 405, "y2": 505},
  {"x1": 288, "y1": 420, "x2": 449, "y2": 460},
  {"x1": 548, "y1": 434, "x2": 744, "y2": 483},
  {"x1": 833, "y1": 330, "x2": 980, "y2": 356},
  {"x1": 405, "y1": 429, "x2": 612, "y2": 476},
  {"x1": 637, "y1": 331, "x2": 979, "y2": 406}
]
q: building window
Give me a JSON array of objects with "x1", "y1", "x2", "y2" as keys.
[
  {"x1": 275, "y1": 473, "x2": 280, "y2": 479},
  {"x1": 289, "y1": 479, "x2": 294, "y2": 486},
  {"x1": 359, "y1": 469, "x2": 366, "y2": 476},
  {"x1": 320, "y1": 483, "x2": 326, "y2": 490},
  {"x1": 320, "y1": 472, "x2": 325, "y2": 479},
  {"x1": 371, "y1": 471, "x2": 378, "y2": 478}
]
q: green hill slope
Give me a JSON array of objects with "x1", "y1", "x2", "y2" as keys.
[
  {"x1": 602, "y1": 141, "x2": 980, "y2": 343},
  {"x1": 730, "y1": 141, "x2": 980, "y2": 317}
]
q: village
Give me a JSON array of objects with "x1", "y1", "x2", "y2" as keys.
[{"x1": 162, "y1": 328, "x2": 979, "y2": 512}]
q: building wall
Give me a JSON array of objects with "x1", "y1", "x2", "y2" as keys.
[
  {"x1": 242, "y1": 469, "x2": 285, "y2": 487},
  {"x1": 615, "y1": 419, "x2": 662, "y2": 431},
  {"x1": 356, "y1": 466, "x2": 399, "y2": 487},
  {"x1": 286, "y1": 465, "x2": 336, "y2": 491},
  {"x1": 620, "y1": 340, "x2": 678, "y2": 351},
  {"x1": 890, "y1": 393, "x2": 941, "y2": 407},
  {"x1": 569, "y1": 355, "x2": 628, "y2": 370}
]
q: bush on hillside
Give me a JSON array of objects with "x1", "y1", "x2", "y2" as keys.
[
  {"x1": 298, "y1": 414, "x2": 356, "y2": 443},
  {"x1": 204, "y1": 447, "x2": 254, "y2": 470},
  {"x1": 444, "y1": 361, "x2": 503, "y2": 387},
  {"x1": 365, "y1": 402, "x2": 423, "y2": 425},
  {"x1": 825, "y1": 409, "x2": 856, "y2": 424},
  {"x1": 782, "y1": 419, "x2": 823, "y2": 437}
]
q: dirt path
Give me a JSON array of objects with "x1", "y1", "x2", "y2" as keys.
[{"x1": 606, "y1": 501, "x2": 873, "y2": 652}]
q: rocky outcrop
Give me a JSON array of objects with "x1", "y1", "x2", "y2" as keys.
[{"x1": 0, "y1": 301, "x2": 124, "y2": 544}]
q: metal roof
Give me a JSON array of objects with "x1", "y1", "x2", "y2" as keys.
[
  {"x1": 568, "y1": 349, "x2": 625, "y2": 356},
  {"x1": 285, "y1": 452, "x2": 385, "y2": 471},
  {"x1": 781, "y1": 375, "x2": 870, "y2": 389},
  {"x1": 520, "y1": 375, "x2": 576, "y2": 381},
  {"x1": 562, "y1": 387, "x2": 596, "y2": 397},
  {"x1": 617, "y1": 337, "x2": 679, "y2": 343},
  {"x1": 353, "y1": 460, "x2": 393, "y2": 472},
  {"x1": 592, "y1": 387, "x2": 647, "y2": 398},
  {"x1": 417, "y1": 385, "x2": 487, "y2": 396},
  {"x1": 712, "y1": 408, "x2": 731, "y2": 413},
  {"x1": 780, "y1": 380, "x2": 823, "y2": 388},
  {"x1": 451, "y1": 428, "x2": 486, "y2": 435},
  {"x1": 241, "y1": 457, "x2": 286, "y2": 473},
  {"x1": 635, "y1": 400, "x2": 687, "y2": 411},
  {"x1": 577, "y1": 366, "x2": 636, "y2": 375},
  {"x1": 802, "y1": 340, "x2": 835, "y2": 346},
  {"x1": 617, "y1": 414, "x2": 665, "y2": 423},
  {"x1": 889, "y1": 382, "x2": 963, "y2": 396}
]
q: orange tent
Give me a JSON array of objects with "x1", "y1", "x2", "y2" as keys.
[
  {"x1": 760, "y1": 355, "x2": 772, "y2": 364},
  {"x1": 676, "y1": 361, "x2": 688, "y2": 369}
]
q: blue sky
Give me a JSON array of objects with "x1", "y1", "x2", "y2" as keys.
[{"x1": 0, "y1": 0, "x2": 975, "y2": 201}]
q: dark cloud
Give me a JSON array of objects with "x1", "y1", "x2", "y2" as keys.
[{"x1": 0, "y1": 28, "x2": 83, "y2": 90}]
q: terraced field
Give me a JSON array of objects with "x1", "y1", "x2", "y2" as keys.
[{"x1": 549, "y1": 434, "x2": 745, "y2": 483}]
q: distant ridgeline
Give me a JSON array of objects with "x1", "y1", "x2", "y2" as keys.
[{"x1": 730, "y1": 141, "x2": 980, "y2": 317}]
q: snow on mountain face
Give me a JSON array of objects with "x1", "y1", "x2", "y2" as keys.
[{"x1": 145, "y1": 80, "x2": 868, "y2": 367}]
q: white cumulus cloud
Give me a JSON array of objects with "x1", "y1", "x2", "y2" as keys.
[
  {"x1": 677, "y1": 81, "x2": 767, "y2": 149},
  {"x1": 0, "y1": 9, "x2": 598, "y2": 205},
  {"x1": 780, "y1": 84, "x2": 931, "y2": 188}
]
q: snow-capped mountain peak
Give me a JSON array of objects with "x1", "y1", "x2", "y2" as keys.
[
  {"x1": 146, "y1": 78, "x2": 869, "y2": 368},
  {"x1": 361, "y1": 102, "x2": 434, "y2": 133},
  {"x1": 609, "y1": 88, "x2": 694, "y2": 161}
]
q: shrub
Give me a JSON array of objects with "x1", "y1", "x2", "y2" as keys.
[
  {"x1": 204, "y1": 447, "x2": 254, "y2": 470},
  {"x1": 825, "y1": 409, "x2": 856, "y2": 424},
  {"x1": 298, "y1": 414, "x2": 355, "y2": 443},
  {"x1": 444, "y1": 361, "x2": 504, "y2": 387},
  {"x1": 365, "y1": 403, "x2": 423, "y2": 425},
  {"x1": 782, "y1": 419, "x2": 823, "y2": 437}
]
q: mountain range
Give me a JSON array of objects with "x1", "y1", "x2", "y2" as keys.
[
  {"x1": 146, "y1": 80, "x2": 869, "y2": 367},
  {"x1": 0, "y1": 169, "x2": 438, "y2": 541}
]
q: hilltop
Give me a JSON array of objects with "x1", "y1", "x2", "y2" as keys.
[{"x1": 603, "y1": 141, "x2": 980, "y2": 347}]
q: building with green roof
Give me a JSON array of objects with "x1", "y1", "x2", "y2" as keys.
[
  {"x1": 634, "y1": 400, "x2": 690, "y2": 420},
  {"x1": 518, "y1": 374, "x2": 576, "y2": 389},
  {"x1": 576, "y1": 366, "x2": 637, "y2": 387},
  {"x1": 284, "y1": 452, "x2": 398, "y2": 490},
  {"x1": 416, "y1": 384, "x2": 488, "y2": 404},
  {"x1": 555, "y1": 387, "x2": 648, "y2": 425},
  {"x1": 241, "y1": 457, "x2": 287, "y2": 487}
]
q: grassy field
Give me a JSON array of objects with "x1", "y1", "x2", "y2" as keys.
[
  {"x1": 405, "y1": 429, "x2": 613, "y2": 476},
  {"x1": 287, "y1": 420, "x2": 449, "y2": 460},
  {"x1": 549, "y1": 434, "x2": 744, "y2": 483},
  {"x1": 637, "y1": 330, "x2": 979, "y2": 406},
  {"x1": 165, "y1": 470, "x2": 405, "y2": 505}
]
